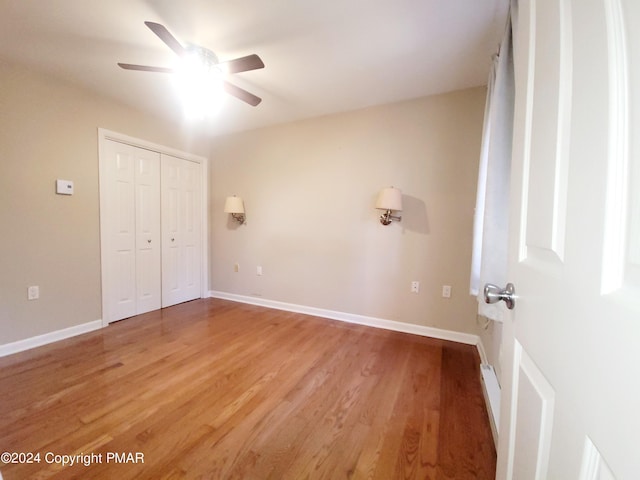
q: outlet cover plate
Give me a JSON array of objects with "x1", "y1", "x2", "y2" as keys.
[{"x1": 28, "y1": 285, "x2": 40, "y2": 300}]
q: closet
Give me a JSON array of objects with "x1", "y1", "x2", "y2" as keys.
[{"x1": 100, "y1": 135, "x2": 203, "y2": 324}]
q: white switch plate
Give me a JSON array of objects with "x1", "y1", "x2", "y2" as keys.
[
  {"x1": 257, "y1": 266, "x2": 263, "y2": 276},
  {"x1": 28, "y1": 285, "x2": 39, "y2": 300},
  {"x1": 56, "y1": 179, "x2": 74, "y2": 195},
  {"x1": 442, "y1": 285, "x2": 452, "y2": 298},
  {"x1": 411, "y1": 281, "x2": 420, "y2": 293}
]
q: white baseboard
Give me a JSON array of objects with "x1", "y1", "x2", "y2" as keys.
[
  {"x1": 0, "y1": 320, "x2": 103, "y2": 358},
  {"x1": 480, "y1": 363, "x2": 501, "y2": 447},
  {"x1": 208, "y1": 290, "x2": 481, "y2": 346}
]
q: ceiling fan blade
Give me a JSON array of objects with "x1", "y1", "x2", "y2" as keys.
[
  {"x1": 223, "y1": 81, "x2": 262, "y2": 106},
  {"x1": 118, "y1": 63, "x2": 176, "y2": 74},
  {"x1": 144, "y1": 21, "x2": 186, "y2": 57},
  {"x1": 219, "y1": 54, "x2": 265, "y2": 74}
]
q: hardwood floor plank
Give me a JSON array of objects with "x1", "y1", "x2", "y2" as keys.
[
  {"x1": 0, "y1": 299, "x2": 495, "y2": 479},
  {"x1": 390, "y1": 343, "x2": 443, "y2": 479},
  {"x1": 438, "y1": 343, "x2": 496, "y2": 479}
]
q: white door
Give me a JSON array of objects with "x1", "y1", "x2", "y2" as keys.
[
  {"x1": 101, "y1": 140, "x2": 161, "y2": 323},
  {"x1": 496, "y1": 0, "x2": 640, "y2": 479},
  {"x1": 161, "y1": 154, "x2": 202, "y2": 307}
]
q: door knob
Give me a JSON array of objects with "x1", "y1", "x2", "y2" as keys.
[{"x1": 484, "y1": 283, "x2": 516, "y2": 310}]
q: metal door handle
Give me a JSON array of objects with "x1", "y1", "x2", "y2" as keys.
[{"x1": 484, "y1": 283, "x2": 516, "y2": 310}]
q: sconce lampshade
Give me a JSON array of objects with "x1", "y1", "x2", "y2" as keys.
[
  {"x1": 224, "y1": 196, "x2": 245, "y2": 214},
  {"x1": 375, "y1": 187, "x2": 403, "y2": 211}
]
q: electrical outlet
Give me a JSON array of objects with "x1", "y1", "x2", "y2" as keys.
[
  {"x1": 442, "y1": 285, "x2": 452, "y2": 298},
  {"x1": 411, "y1": 281, "x2": 420, "y2": 293},
  {"x1": 28, "y1": 285, "x2": 39, "y2": 300},
  {"x1": 234, "y1": 263, "x2": 239, "y2": 273},
  {"x1": 257, "y1": 266, "x2": 263, "y2": 276}
]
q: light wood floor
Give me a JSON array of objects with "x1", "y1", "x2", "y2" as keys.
[{"x1": 0, "y1": 298, "x2": 495, "y2": 479}]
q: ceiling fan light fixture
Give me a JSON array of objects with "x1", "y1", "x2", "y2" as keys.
[
  {"x1": 173, "y1": 46, "x2": 225, "y2": 118},
  {"x1": 118, "y1": 22, "x2": 264, "y2": 108}
]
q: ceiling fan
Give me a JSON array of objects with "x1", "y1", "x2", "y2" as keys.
[{"x1": 118, "y1": 21, "x2": 264, "y2": 106}]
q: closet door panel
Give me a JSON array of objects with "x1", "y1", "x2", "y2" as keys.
[
  {"x1": 105, "y1": 143, "x2": 136, "y2": 321},
  {"x1": 161, "y1": 155, "x2": 181, "y2": 307},
  {"x1": 181, "y1": 159, "x2": 202, "y2": 300},
  {"x1": 161, "y1": 154, "x2": 202, "y2": 307},
  {"x1": 103, "y1": 140, "x2": 160, "y2": 322},
  {"x1": 134, "y1": 151, "x2": 161, "y2": 314}
]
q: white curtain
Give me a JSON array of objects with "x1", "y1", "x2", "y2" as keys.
[{"x1": 469, "y1": 10, "x2": 514, "y2": 322}]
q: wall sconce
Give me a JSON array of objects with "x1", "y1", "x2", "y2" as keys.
[
  {"x1": 375, "y1": 187, "x2": 402, "y2": 225},
  {"x1": 224, "y1": 195, "x2": 246, "y2": 224}
]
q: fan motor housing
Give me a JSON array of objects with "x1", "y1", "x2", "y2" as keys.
[{"x1": 185, "y1": 44, "x2": 220, "y2": 69}]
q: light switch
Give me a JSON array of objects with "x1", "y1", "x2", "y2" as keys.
[{"x1": 56, "y1": 179, "x2": 74, "y2": 195}]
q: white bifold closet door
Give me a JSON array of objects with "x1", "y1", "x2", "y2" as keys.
[
  {"x1": 102, "y1": 141, "x2": 202, "y2": 323},
  {"x1": 161, "y1": 154, "x2": 202, "y2": 308},
  {"x1": 102, "y1": 140, "x2": 161, "y2": 321}
]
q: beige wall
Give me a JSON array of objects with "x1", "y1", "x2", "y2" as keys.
[
  {"x1": 0, "y1": 60, "x2": 209, "y2": 344},
  {"x1": 209, "y1": 88, "x2": 486, "y2": 334}
]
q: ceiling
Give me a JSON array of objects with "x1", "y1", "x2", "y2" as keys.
[{"x1": 0, "y1": 0, "x2": 508, "y2": 137}]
